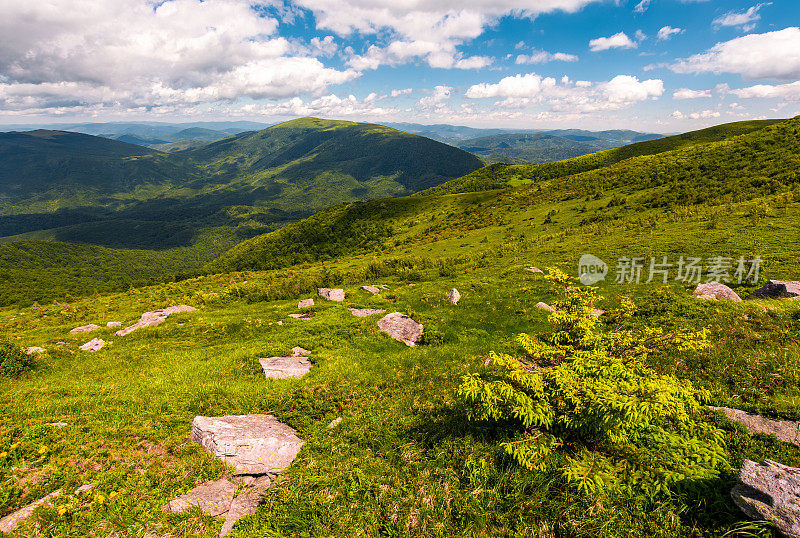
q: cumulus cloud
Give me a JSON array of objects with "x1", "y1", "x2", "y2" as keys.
[
  {"x1": 730, "y1": 81, "x2": 800, "y2": 102},
  {"x1": 634, "y1": 0, "x2": 651, "y2": 13},
  {"x1": 465, "y1": 73, "x2": 663, "y2": 113},
  {"x1": 391, "y1": 88, "x2": 413, "y2": 97},
  {"x1": 671, "y1": 27, "x2": 800, "y2": 80},
  {"x1": 515, "y1": 50, "x2": 578, "y2": 64},
  {"x1": 713, "y1": 3, "x2": 771, "y2": 32},
  {"x1": 672, "y1": 109, "x2": 721, "y2": 120},
  {"x1": 589, "y1": 32, "x2": 637, "y2": 51},
  {"x1": 296, "y1": 0, "x2": 603, "y2": 69},
  {"x1": 673, "y1": 88, "x2": 712, "y2": 99},
  {"x1": 0, "y1": 0, "x2": 357, "y2": 115},
  {"x1": 657, "y1": 26, "x2": 684, "y2": 40},
  {"x1": 418, "y1": 85, "x2": 454, "y2": 109},
  {"x1": 240, "y1": 93, "x2": 398, "y2": 118}
]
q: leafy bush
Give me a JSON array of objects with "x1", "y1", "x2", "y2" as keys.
[
  {"x1": 0, "y1": 341, "x2": 35, "y2": 378},
  {"x1": 458, "y1": 269, "x2": 728, "y2": 498}
]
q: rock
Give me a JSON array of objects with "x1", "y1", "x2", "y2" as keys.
[
  {"x1": 259, "y1": 356, "x2": 312, "y2": 379},
  {"x1": 317, "y1": 288, "x2": 345, "y2": 301},
  {"x1": 48, "y1": 422, "x2": 68, "y2": 428},
  {"x1": 696, "y1": 294, "x2": 717, "y2": 300},
  {"x1": 349, "y1": 308, "x2": 386, "y2": 317},
  {"x1": 748, "y1": 280, "x2": 800, "y2": 300},
  {"x1": 377, "y1": 312, "x2": 424, "y2": 347},
  {"x1": 361, "y1": 286, "x2": 380, "y2": 295},
  {"x1": 79, "y1": 338, "x2": 108, "y2": 352},
  {"x1": 69, "y1": 324, "x2": 101, "y2": 334},
  {"x1": 297, "y1": 298, "x2": 314, "y2": 309},
  {"x1": 219, "y1": 476, "x2": 272, "y2": 537},
  {"x1": 56, "y1": 341, "x2": 67, "y2": 345},
  {"x1": 107, "y1": 321, "x2": 121, "y2": 328},
  {"x1": 731, "y1": 459, "x2": 800, "y2": 538},
  {"x1": 709, "y1": 406, "x2": 800, "y2": 446},
  {"x1": 277, "y1": 321, "x2": 283, "y2": 326},
  {"x1": 115, "y1": 305, "x2": 198, "y2": 336},
  {"x1": 526, "y1": 267, "x2": 544, "y2": 273},
  {"x1": 163, "y1": 478, "x2": 237, "y2": 516},
  {"x1": 327, "y1": 417, "x2": 342, "y2": 429},
  {"x1": 379, "y1": 285, "x2": 389, "y2": 290},
  {"x1": 0, "y1": 489, "x2": 60, "y2": 533},
  {"x1": 591, "y1": 309, "x2": 606, "y2": 318},
  {"x1": 25, "y1": 346, "x2": 46, "y2": 354},
  {"x1": 191, "y1": 415, "x2": 304, "y2": 475},
  {"x1": 535, "y1": 302, "x2": 556, "y2": 313},
  {"x1": 74, "y1": 484, "x2": 94, "y2": 495},
  {"x1": 447, "y1": 288, "x2": 461, "y2": 305},
  {"x1": 693, "y1": 282, "x2": 742, "y2": 302},
  {"x1": 291, "y1": 347, "x2": 311, "y2": 356},
  {"x1": 288, "y1": 313, "x2": 310, "y2": 320}
]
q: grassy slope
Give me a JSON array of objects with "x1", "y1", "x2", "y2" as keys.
[{"x1": 2, "y1": 118, "x2": 800, "y2": 536}]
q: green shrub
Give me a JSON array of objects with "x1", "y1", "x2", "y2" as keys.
[
  {"x1": 0, "y1": 341, "x2": 35, "y2": 378},
  {"x1": 458, "y1": 269, "x2": 728, "y2": 498}
]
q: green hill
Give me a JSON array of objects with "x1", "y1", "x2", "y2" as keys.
[{"x1": 457, "y1": 132, "x2": 621, "y2": 163}]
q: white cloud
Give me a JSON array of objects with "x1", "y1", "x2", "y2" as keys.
[
  {"x1": 634, "y1": 0, "x2": 651, "y2": 13},
  {"x1": 589, "y1": 32, "x2": 637, "y2": 52},
  {"x1": 0, "y1": 0, "x2": 357, "y2": 114},
  {"x1": 671, "y1": 27, "x2": 800, "y2": 80},
  {"x1": 347, "y1": 40, "x2": 491, "y2": 70},
  {"x1": 417, "y1": 85, "x2": 454, "y2": 111},
  {"x1": 240, "y1": 93, "x2": 398, "y2": 118},
  {"x1": 635, "y1": 30, "x2": 647, "y2": 42},
  {"x1": 730, "y1": 81, "x2": 800, "y2": 102},
  {"x1": 390, "y1": 88, "x2": 413, "y2": 97},
  {"x1": 308, "y1": 36, "x2": 338, "y2": 57},
  {"x1": 515, "y1": 50, "x2": 578, "y2": 64},
  {"x1": 714, "y1": 3, "x2": 771, "y2": 32},
  {"x1": 671, "y1": 109, "x2": 721, "y2": 120},
  {"x1": 673, "y1": 88, "x2": 711, "y2": 99},
  {"x1": 465, "y1": 73, "x2": 663, "y2": 113},
  {"x1": 657, "y1": 26, "x2": 684, "y2": 40}
]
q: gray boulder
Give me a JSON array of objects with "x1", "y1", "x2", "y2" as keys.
[
  {"x1": 349, "y1": 308, "x2": 386, "y2": 317},
  {"x1": 377, "y1": 312, "x2": 423, "y2": 347},
  {"x1": 79, "y1": 338, "x2": 108, "y2": 352},
  {"x1": 709, "y1": 406, "x2": 800, "y2": 446},
  {"x1": 259, "y1": 356, "x2": 311, "y2": 379},
  {"x1": 162, "y1": 478, "x2": 236, "y2": 516},
  {"x1": 191, "y1": 414, "x2": 304, "y2": 475},
  {"x1": 748, "y1": 280, "x2": 800, "y2": 300},
  {"x1": 297, "y1": 298, "x2": 314, "y2": 309},
  {"x1": 731, "y1": 459, "x2": 800, "y2": 538},
  {"x1": 115, "y1": 305, "x2": 197, "y2": 336},
  {"x1": 693, "y1": 282, "x2": 742, "y2": 301},
  {"x1": 535, "y1": 302, "x2": 556, "y2": 313},
  {"x1": 448, "y1": 288, "x2": 461, "y2": 305},
  {"x1": 69, "y1": 323, "x2": 101, "y2": 334},
  {"x1": 318, "y1": 288, "x2": 345, "y2": 301},
  {"x1": 361, "y1": 286, "x2": 380, "y2": 295}
]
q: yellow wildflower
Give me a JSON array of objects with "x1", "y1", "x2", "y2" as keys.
[
  {"x1": 58, "y1": 507, "x2": 67, "y2": 516},
  {"x1": 38, "y1": 445, "x2": 47, "y2": 454},
  {"x1": 0, "y1": 452, "x2": 7, "y2": 458},
  {"x1": 109, "y1": 491, "x2": 118, "y2": 498},
  {"x1": 96, "y1": 494, "x2": 106, "y2": 504},
  {"x1": 9, "y1": 443, "x2": 19, "y2": 449}
]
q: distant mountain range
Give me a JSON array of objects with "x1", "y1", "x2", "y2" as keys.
[{"x1": 0, "y1": 118, "x2": 483, "y2": 250}]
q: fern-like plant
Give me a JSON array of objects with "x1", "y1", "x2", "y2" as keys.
[{"x1": 458, "y1": 269, "x2": 728, "y2": 497}]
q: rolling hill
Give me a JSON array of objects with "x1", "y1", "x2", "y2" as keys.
[{"x1": 457, "y1": 132, "x2": 623, "y2": 163}]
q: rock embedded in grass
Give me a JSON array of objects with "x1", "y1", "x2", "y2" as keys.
[
  {"x1": 318, "y1": 288, "x2": 345, "y2": 301},
  {"x1": 526, "y1": 267, "x2": 544, "y2": 273},
  {"x1": 79, "y1": 338, "x2": 108, "y2": 352},
  {"x1": 259, "y1": 355, "x2": 312, "y2": 379},
  {"x1": 69, "y1": 323, "x2": 101, "y2": 334},
  {"x1": 747, "y1": 280, "x2": 800, "y2": 300},
  {"x1": 731, "y1": 459, "x2": 800, "y2": 537},
  {"x1": 162, "y1": 478, "x2": 236, "y2": 516},
  {"x1": 377, "y1": 312, "x2": 424, "y2": 347},
  {"x1": 25, "y1": 346, "x2": 46, "y2": 354},
  {"x1": 288, "y1": 313, "x2": 310, "y2": 320},
  {"x1": 0, "y1": 489, "x2": 61, "y2": 533},
  {"x1": 693, "y1": 282, "x2": 742, "y2": 301},
  {"x1": 297, "y1": 298, "x2": 314, "y2": 308},
  {"x1": 106, "y1": 321, "x2": 121, "y2": 328},
  {"x1": 191, "y1": 414, "x2": 304, "y2": 475},
  {"x1": 349, "y1": 308, "x2": 386, "y2": 317},
  {"x1": 219, "y1": 476, "x2": 273, "y2": 536},
  {"x1": 361, "y1": 285, "x2": 380, "y2": 295},
  {"x1": 448, "y1": 288, "x2": 461, "y2": 305},
  {"x1": 291, "y1": 347, "x2": 311, "y2": 356},
  {"x1": 536, "y1": 302, "x2": 556, "y2": 313},
  {"x1": 115, "y1": 305, "x2": 198, "y2": 336},
  {"x1": 709, "y1": 406, "x2": 800, "y2": 446}
]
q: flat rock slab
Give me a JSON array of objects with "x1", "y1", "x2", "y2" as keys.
[
  {"x1": 361, "y1": 286, "x2": 380, "y2": 295},
  {"x1": 710, "y1": 406, "x2": 800, "y2": 446},
  {"x1": 163, "y1": 478, "x2": 236, "y2": 516},
  {"x1": 288, "y1": 313, "x2": 310, "y2": 320},
  {"x1": 536, "y1": 302, "x2": 556, "y2": 313},
  {"x1": 748, "y1": 280, "x2": 800, "y2": 300},
  {"x1": 693, "y1": 282, "x2": 742, "y2": 301},
  {"x1": 115, "y1": 305, "x2": 197, "y2": 336},
  {"x1": 192, "y1": 414, "x2": 304, "y2": 475},
  {"x1": 219, "y1": 476, "x2": 272, "y2": 537},
  {"x1": 69, "y1": 323, "x2": 101, "y2": 334},
  {"x1": 349, "y1": 308, "x2": 386, "y2": 317},
  {"x1": 79, "y1": 338, "x2": 108, "y2": 352},
  {"x1": 318, "y1": 288, "x2": 345, "y2": 301},
  {"x1": 732, "y1": 459, "x2": 800, "y2": 538},
  {"x1": 0, "y1": 489, "x2": 60, "y2": 533},
  {"x1": 291, "y1": 347, "x2": 311, "y2": 356},
  {"x1": 25, "y1": 346, "x2": 46, "y2": 354},
  {"x1": 297, "y1": 298, "x2": 314, "y2": 308},
  {"x1": 107, "y1": 321, "x2": 121, "y2": 328},
  {"x1": 377, "y1": 312, "x2": 423, "y2": 347},
  {"x1": 526, "y1": 267, "x2": 543, "y2": 273},
  {"x1": 259, "y1": 356, "x2": 312, "y2": 379}
]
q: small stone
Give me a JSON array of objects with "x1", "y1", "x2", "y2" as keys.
[
  {"x1": 48, "y1": 422, "x2": 68, "y2": 428},
  {"x1": 318, "y1": 288, "x2": 345, "y2": 301},
  {"x1": 327, "y1": 417, "x2": 342, "y2": 429},
  {"x1": 349, "y1": 308, "x2": 386, "y2": 317},
  {"x1": 297, "y1": 299, "x2": 314, "y2": 309},
  {"x1": 162, "y1": 478, "x2": 236, "y2": 516},
  {"x1": 277, "y1": 321, "x2": 283, "y2": 326},
  {"x1": 56, "y1": 341, "x2": 67, "y2": 345},
  {"x1": 693, "y1": 282, "x2": 742, "y2": 302},
  {"x1": 69, "y1": 324, "x2": 101, "y2": 334},
  {"x1": 116, "y1": 305, "x2": 198, "y2": 337},
  {"x1": 74, "y1": 484, "x2": 94, "y2": 495},
  {"x1": 361, "y1": 286, "x2": 380, "y2": 295},
  {"x1": 591, "y1": 309, "x2": 605, "y2": 318},
  {"x1": 25, "y1": 346, "x2": 46, "y2": 354},
  {"x1": 79, "y1": 338, "x2": 108, "y2": 352},
  {"x1": 259, "y1": 356, "x2": 312, "y2": 379},
  {"x1": 377, "y1": 312, "x2": 424, "y2": 347},
  {"x1": 107, "y1": 321, "x2": 121, "y2": 328},
  {"x1": 288, "y1": 313, "x2": 310, "y2": 320},
  {"x1": 526, "y1": 267, "x2": 544, "y2": 273},
  {"x1": 0, "y1": 490, "x2": 60, "y2": 533},
  {"x1": 191, "y1": 415, "x2": 305, "y2": 475},
  {"x1": 291, "y1": 347, "x2": 311, "y2": 356},
  {"x1": 731, "y1": 459, "x2": 800, "y2": 538},
  {"x1": 535, "y1": 302, "x2": 556, "y2": 313},
  {"x1": 448, "y1": 288, "x2": 461, "y2": 305}
]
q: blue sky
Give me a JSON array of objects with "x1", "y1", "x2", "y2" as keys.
[{"x1": 1, "y1": 0, "x2": 799, "y2": 131}]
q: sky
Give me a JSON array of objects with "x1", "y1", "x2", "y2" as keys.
[{"x1": 1, "y1": 0, "x2": 799, "y2": 132}]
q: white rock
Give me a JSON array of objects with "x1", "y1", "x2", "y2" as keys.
[
  {"x1": 448, "y1": 288, "x2": 461, "y2": 305},
  {"x1": 349, "y1": 308, "x2": 386, "y2": 317},
  {"x1": 79, "y1": 338, "x2": 108, "y2": 352},
  {"x1": 0, "y1": 490, "x2": 60, "y2": 533},
  {"x1": 259, "y1": 356, "x2": 312, "y2": 379},
  {"x1": 693, "y1": 282, "x2": 742, "y2": 302},
  {"x1": 288, "y1": 313, "x2": 310, "y2": 320},
  {"x1": 25, "y1": 346, "x2": 46, "y2": 354},
  {"x1": 377, "y1": 313, "x2": 424, "y2": 347},
  {"x1": 69, "y1": 324, "x2": 101, "y2": 334},
  {"x1": 526, "y1": 267, "x2": 544, "y2": 273},
  {"x1": 327, "y1": 417, "x2": 342, "y2": 429},
  {"x1": 535, "y1": 302, "x2": 556, "y2": 313},
  {"x1": 297, "y1": 299, "x2": 314, "y2": 309},
  {"x1": 115, "y1": 305, "x2": 198, "y2": 336},
  {"x1": 361, "y1": 286, "x2": 380, "y2": 295},
  {"x1": 162, "y1": 478, "x2": 236, "y2": 516},
  {"x1": 107, "y1": 321, "x2": 121, "y2": 328},
  {"x1": 317, "y1": 288, "x2": 345, "y2": 301},
  {"x1": 291, "y1": 347, "x2": 311, "y2": 356}
]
